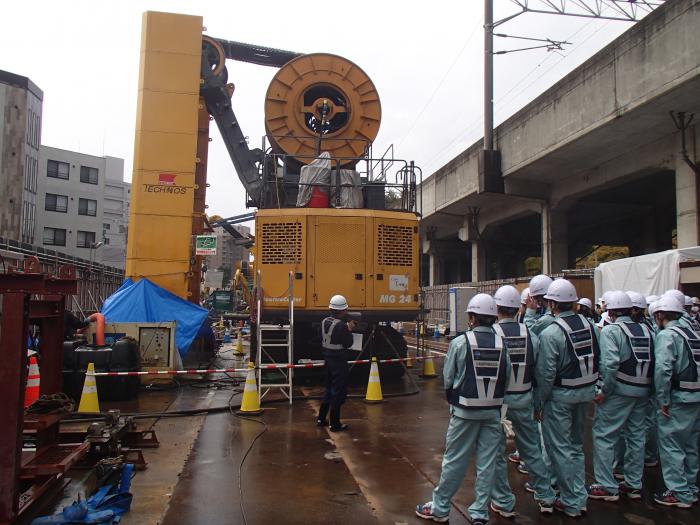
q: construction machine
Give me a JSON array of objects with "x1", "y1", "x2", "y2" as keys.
[{"x1": 126, "y1": 12, "x2": 420, "y2": 370}]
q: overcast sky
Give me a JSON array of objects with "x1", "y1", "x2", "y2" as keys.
[{"x1": 1, "y1": 1, "x2": 649, "y2": 220}]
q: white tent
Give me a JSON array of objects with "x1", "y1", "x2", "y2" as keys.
[{"x1": 594, "y1": 246, "x2": 700, "y2": 299}]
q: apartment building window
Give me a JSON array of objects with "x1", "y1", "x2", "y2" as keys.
[
  {"x1": 24, "y1": 155, "x2": 38, "y2": 192},
  {"x1": 77, "y1": 230, "x2": 96, "y2": 248},
  {"x1": 80, "y1": 166, "x2": 99, "y2": 185},
  {"x1": 78, "y1": 198, "x2": 97, "y2": 216},
  {"x1": 45, "y1": 193, "x2": 68, "y2": 213},
  {"x1": 47, "y1": 160, "x2": 69, "y2": 180},
  {"x1": 22, "y1": 202, "x2": 35, "y2": 244},
  {"x1": 103, "y1": 223, "x2": 110, "y2": 230},
  {"x1": 43, "y1": 227, "x2": 66, "y2": 246}
]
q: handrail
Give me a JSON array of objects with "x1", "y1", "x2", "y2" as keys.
[{"x1": 260, "y1": 150, "x2": 420, "y2": 213}]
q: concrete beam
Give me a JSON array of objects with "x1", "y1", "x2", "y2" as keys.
[{"x1": 549, "y1": 133, "x2": 675, "y2": 209}]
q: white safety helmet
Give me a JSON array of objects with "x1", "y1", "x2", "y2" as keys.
[
  {"x1": 328, "y1": 294, "x2": 349, "y2": 310},
  {"x1": 520, "y1": 287, "x2": 530, "y2": 304},
  {"x1": 494, "y1": 285, "x2": 521, "y2": 309},
  {"x1": 466, "y1": 293, "x2": 497, "y2": 317},
  {"x1": 544, "y1": 278, "x2": 578, "y2": 302},
  {"x1": 528, "y1": 274, "x2": 553, "y2": 297},
  {"x1": 626, "y1": 291, "x2": 647, "y2": 309},
  {"x1": 655, "y1": 293, "x2": 685, "y2": 314},
  {"x1": 606, "y1": 290, "x2": 633, "y2": 310},
  {"x1": 664, "y1": 289, "x2": 685, "y2": 303},
  {"x1": 647, "y1": 301, "x2": 658, "y2": 316},
  {"x1": 577, "y1": 298, "x2": 593, "y2": 309},
  {"x1": 685, "y1": 295, "x2": 693, "y2": 307},
  {"x1": 601, "y1": 291, "x2": 614, "y2": 306},
  {"x1": 645, "y1": 294, "x2": 659, "y2": 305}
]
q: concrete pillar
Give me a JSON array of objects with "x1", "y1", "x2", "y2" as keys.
[
  {"x1": 471, "y1": 241, "x2": 486, "y2": 283},
  {"x1": 675, "y1": 153, "x2": 699, "y2": 248},
  {"x1": 429, "y1": 253, "x2": 440, "y2": 286},
  {"x1": 642, "y1": 213, "x2": 657, "y2": 254},
  {"x1": 542, "y1": 205, "x2": 568, "y2": 274}
]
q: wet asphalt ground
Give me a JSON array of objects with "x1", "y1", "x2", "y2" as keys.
[{"x1": 156, "y1": 337, "x2": 698, "y2": 525}]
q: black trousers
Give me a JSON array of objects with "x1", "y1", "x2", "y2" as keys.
[{"x1": 322, "y1": 353, "x2": 349, "y2": 408}]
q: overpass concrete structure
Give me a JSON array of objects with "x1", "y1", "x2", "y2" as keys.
[{"x1": 420, "y1": 0, "x2": 700, "y2": 285}]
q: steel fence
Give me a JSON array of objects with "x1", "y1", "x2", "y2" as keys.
[
  {"x1": 0, "y1": 237, "x2": 124, "y2": 314},
  {"x1": 422, "y1": 269, "x2": 594, "y2": 325}
]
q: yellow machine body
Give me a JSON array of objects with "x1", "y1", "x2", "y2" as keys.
[
  {"x1": 254, "y1": 208, "x2": 419, "y2": 319},
  {"x1": 125, "y1": 12, "x2": 203, "y2": 299},
  {"x1": 126, "y1": 11, "x2": 420, "y2": 324}
]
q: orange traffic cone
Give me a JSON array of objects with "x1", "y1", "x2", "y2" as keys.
[{"x1": 25, "y1": 356, "x2": 40, "y2": 408}]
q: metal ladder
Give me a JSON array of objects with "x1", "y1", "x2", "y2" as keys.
[{"x1": 255, "y1": 270, "x2": 294, "y2": 404}]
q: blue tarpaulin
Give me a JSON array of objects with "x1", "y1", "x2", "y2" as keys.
[{"x1": 101, "y1": 279, "x2": 208, "y2": 357}]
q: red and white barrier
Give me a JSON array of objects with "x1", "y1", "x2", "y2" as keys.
[{"x1": 86, "y1": 352, "x2": 447, "y2": 377}]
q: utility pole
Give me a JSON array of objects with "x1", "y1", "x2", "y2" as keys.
[{"x1": 484, "y1": 0, "x2": 494, "y2": 151}]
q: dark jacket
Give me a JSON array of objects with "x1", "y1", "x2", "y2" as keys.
[{"x1": 64, "y1": 311, "x2": 90, "y2": 340}]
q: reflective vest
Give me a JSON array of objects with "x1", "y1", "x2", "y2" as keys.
[
  {"x1": 668, "y1": 325, "x2": 700, "y2": 392},
  {"x1": 553, "y1": 314, "x2": 599, "y2": 389},
  {"x1": 321, "y1": 317, "x2": 344, "y2": 351},
  {"x1": 493, "y1": 321, "x2": 533, "y2": 394},
  {"x1": 615, "y1": 321, "x2": 653, "y2": 387},
  {"x1": 686, "y1": 315, "x2": 700, "y2": 336},
  {"x1": 448, "y1": 330, "x2": 507, "y2": 410},
  {"x1": 642, "y1": 317, "x2": 655, "y2": 333}
]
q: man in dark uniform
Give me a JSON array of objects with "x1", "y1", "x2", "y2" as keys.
[
  {"x1": 64, "y1": 310, "x2": 92, "y2": 340},
  {"x1": 317, "y1": 294, "x2": 356, "y2": 432}
]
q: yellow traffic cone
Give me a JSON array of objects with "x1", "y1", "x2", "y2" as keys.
[
  {"x1": 238, "y1": 362, "x2": 263, "y2": 415},
  {"x1": 420, "y1": 354, "x2": 437, "y2": 378},
  {"x1": 364, "y1": 357, "x2": 384, "y2": 403},
  {"x1": 78, "y1": 362, "x2": 100, "y2": 413},
  {"x1": 234, "y1": 330, "x2": 245, "y2": 356}
]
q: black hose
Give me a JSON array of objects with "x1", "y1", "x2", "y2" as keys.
[{"x1": 65, "y1": 376, "x2": 423, "y2": 422}]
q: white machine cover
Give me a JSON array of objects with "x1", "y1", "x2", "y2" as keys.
[
  {"x1": 331, "y1": 169, "x2": 363, "y2": 208},
  {"x1": 594, "y1": 247, "x2": 700, "y2": 299},
  {"x1": 296, "y1": 152, "x2": 331, "y2": 207}
]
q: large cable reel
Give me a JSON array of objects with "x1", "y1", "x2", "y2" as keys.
[{"x1": 264, "y1": 53, "x2": 381, "y2": 166}]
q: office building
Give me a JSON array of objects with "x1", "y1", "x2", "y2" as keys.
[
  {"x1": 0, "y1": 69, "x2": 43, "y2": 243},
  {"x1": 36, "y1": 146, "x2": 130, "y2": 268}
]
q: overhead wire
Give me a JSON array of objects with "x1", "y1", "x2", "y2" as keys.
[
  {"x1": 396, "y1": 18, "x2": 482, "y2": 149},
  {"x1": 421, "y1": 10, "x2": 618, "y2": 174}
]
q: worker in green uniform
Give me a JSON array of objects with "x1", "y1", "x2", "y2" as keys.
[
  {"x1": 415, "y1": 294, "x2": 510, "y2": 524},
  {"x1": 523, "y1": 274, "x2": 554, "y2": 336},
  {"x1": 489, "y1": 285, "x2": 555, "y2": 517},
  {"x1": 651, "y1": 293, "x2": 700, "y2": 508},
  {"x1": 587, "y1": 291, "x2": 653, "y2": 501},
  {"x1": 536, "y1": 279, "x2": 599, "y2": 518}
]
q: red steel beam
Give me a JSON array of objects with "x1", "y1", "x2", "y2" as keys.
[{"x1": 0, "y1": 293, "x2": 30, "y2": 521}]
